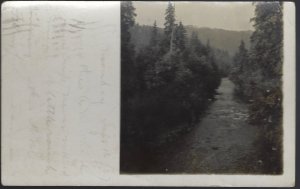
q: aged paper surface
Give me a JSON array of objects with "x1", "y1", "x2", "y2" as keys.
[{"x1": 1, "y1": 1, "x2": 295, "y2": 186}]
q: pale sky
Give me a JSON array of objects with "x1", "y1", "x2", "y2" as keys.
[{"x1": 133, "y1": 1, "x2": 255, "y2": 31}]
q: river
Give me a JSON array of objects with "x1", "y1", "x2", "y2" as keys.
[{"x1": 135, "y1": 78, "x2": 266, "y2": 173}]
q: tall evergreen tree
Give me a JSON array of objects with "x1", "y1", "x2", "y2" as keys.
[
  {"x1": 174, "y1": 21, "x2": 186, "y2": 52},
  {"x1": 233, "y1": 40, "x2": 248, "y2": 73},
  {"x1": 230, "y1": 40, "x2": 249, "y2": 96},
  {"x1": 250, "y1": 2, "x2": 283, "y2": 79},
  {"x1": 121, "y1": 1, "x2": 137, "y2": 99},
  {"x1": 160, "y1": 1, "x2": 176, "y2": 53},
  {"x1": 150, "y1": 20, "x2": 159, "y2": 47},
  {"x1": 164, "y1": 2, "x2": 175, "y2": 39},
  {"x1": 137, "y1": 21, "x2": 161, "y2": 91},
  {"x1": 121, "y1": 1, "x2": 136, "y2": 48}
]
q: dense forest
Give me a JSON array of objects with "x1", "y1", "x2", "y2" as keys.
[
  {"x1": 130, "y1": 25, "x2": 252, "y2": 76},
  {"x1": 121, "y1": 1, "x2": 222, "y2": 162},
  {"x1": 230, "y1": 2, "x2": 283, "y2": 172},
  {"x1": 130, "y1": 25, "x2": 252, "y2": 56},
  {"x1": 121, "y1": 1, "x2": 283, "y2": 173}
]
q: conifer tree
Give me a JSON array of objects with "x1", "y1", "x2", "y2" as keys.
[
  {"x1": 150, "y1": 20, "x2": 158, "y2": 47},
  {"x1": 121, "y1": 1, "x2": 137, "y2": 99},
  {"x1": 164, "y1": 2, "x2": 175, "y2": 39},
  {"x1": 121, "y1": 1, "x2": 136, "y2": 49},
  {"x1": 160, "y1": 1, "x2": 176, "y2": 53},
  {"x1": 233, "y1": 40, "x2": 248, "y2": 73},
  {"x1": 250, "y1": 2, "x2": 283, "y2": 79},
  {"x1": 174, "y1": 21, "x2": 186, "y2": 52},
  {"x1": 230, "y1": 40, "x2": 249, "y2": 96}
]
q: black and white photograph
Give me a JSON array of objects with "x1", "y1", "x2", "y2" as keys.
[
  {"x1": 121, "y1": 1, "x2": 284, "y2": 174},
  {"x1": 1, "y1": 1, "x2": 295, "y2": 186}
]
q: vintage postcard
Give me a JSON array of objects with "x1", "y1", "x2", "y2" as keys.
[{"x1": 1, "y1": 1, "x2": 295, "y2": 186}]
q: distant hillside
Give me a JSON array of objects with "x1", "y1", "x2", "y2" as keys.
[
  {"x1": 130, "y1": 24, "x2": 252, "y2": 56},
  {"x1": 185, "y1": 26, "x2": 252, "y2": 56}
]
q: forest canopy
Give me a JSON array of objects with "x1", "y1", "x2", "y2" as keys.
[{"x1": 121, "y1": 1, "x2": 222, "y2": 146}]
